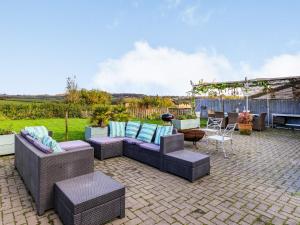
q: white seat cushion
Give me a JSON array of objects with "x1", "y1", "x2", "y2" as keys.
[
  {"x1": 207, "y1": 135, "x2": 231, "y2": 142},
  {"x1": 200, "y1": 128, "x2": 219, "y2": 133}
]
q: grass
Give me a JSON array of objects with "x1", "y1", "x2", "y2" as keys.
[
  {"x1": 0, "y1": 117, "x2": 208, "y2": 142},
  {"x1": 0, "y1": 118, "x2": 89, "y2": 142}
]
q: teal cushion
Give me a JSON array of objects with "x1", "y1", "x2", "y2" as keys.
[
  {"x1": 109, "y1": 121, "x2": 126, "y2": 137},
  {"x1": 154, "y1": 125, "x2": 173, "y2": 145},
  {"x1": 25, "y1": 126, "x2": 48, "y2": 141},
  {"x1": 137, "y1": 123, "x2": 157, "y2": 143},
  {"x1": 125, "y1": 121, "x2": 141, "y2": 138},
  {"x1": 42, "y1": 136, "x2": 63, "y2": 153}
]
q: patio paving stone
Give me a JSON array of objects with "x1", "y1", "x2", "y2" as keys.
[{"x1": 0, "y1": 129, "x2": 299, "y2": 225}]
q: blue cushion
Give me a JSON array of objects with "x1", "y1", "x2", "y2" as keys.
[
  {"x1": 137, "y1": 123, "x2": 157, "y2": 143},
  {"x1": 125, "y1": 121, "x2": 141, "y2": 138},
  {"x1": 154, "y1": 125, "x2": 173, "y2": 145},
  {"x1": 109, "y1": 121, "x2": 126, "y2": 137},
  {"x1": 41, "y1": 136, "x2": 63, "y2": 153},
  {"x1": 25, "y1": 126, "x2": 48, "y2": 141}
]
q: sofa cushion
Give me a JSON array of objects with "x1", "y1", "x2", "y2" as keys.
[
  {"x1": 32, "y1": 140, "x2": 53, "y2": 154},
  {"x1": 139, "y1": 143, "x2": 160, "y2": 152},
  {"x1": 125, "y1": 121, "x2": 141, "y2": 138},
  {"x1": 59, "y1": 140, "x2": 91, "y2": 151},
  {"x1": 109, "y1": 121, "x2": 126, "y2": 137},
  {"x1": 25, "y1": 126, "x2": 48, "y2": 141},
  {"x1": 42, "y1": 136, "x2": 63, "y2": 153},
  {"x1": 123, "y1": 137, "x2": 143, "y2": 145},
  {"x1": 89, "y1": 137, "x2": 124, "y2": 144},
  {"x1": 154, "y1": 125, "x2": 173, "y2": 145},
  {"x1": 137, "y1": 123, "x2": 157, "y2": 143},
  {"x1": 21, "y1": 130, "x2": 35, "y2": 144}
]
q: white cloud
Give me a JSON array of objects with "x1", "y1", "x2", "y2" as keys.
[
  {"x1": 94, "y1": 41, "x2": 237, "y2": 95},
  {"x1": 244, "y1": 54, "x2": 300, "y2": 79},
  {"x1": 93, "y1": 42, "x2": 300, "y2": 95},
  {"x1": 181, "y1": 4, "x2": 213, "y2": 26}
]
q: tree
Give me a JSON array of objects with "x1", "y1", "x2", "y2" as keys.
[
  {"x1": 80, "y1": 89, "x2": 111, "y2": 105},
  {"x1": 64, "y1": 76, "x2": 80, "y2": 140}
]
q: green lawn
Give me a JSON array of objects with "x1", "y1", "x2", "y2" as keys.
[
  {"x1": 0, "y1": 118, "x2": 89, "y2": 142},
  {"x1": 0, "y1": 117, "x2": 208, "y2": 142}
]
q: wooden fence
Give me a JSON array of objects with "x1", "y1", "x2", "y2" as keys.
[
  {"x1": 127, "y1": 107, "x2": 192, "y2": 119},
  {"x1": 196, "y1": 98, "x2": 300, "y2": 123}
]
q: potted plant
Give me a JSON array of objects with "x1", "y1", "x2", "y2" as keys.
[
  {"x1": 85, "y1": 105, "x2": 112, "y2": 140},
  {"x1": 171, "y1": 114, "x2": 200, "y2": 130},
  {"x1": 85, "y1": 105, "x2": 130, "y2": 140},
  {"x1": 0, "y1": 127, "x2": 15, "y2": 156},
  {"x1": 238, "y1": 112, "x2": 253, "y2": 135}
]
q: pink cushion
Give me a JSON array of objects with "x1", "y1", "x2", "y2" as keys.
[{"x1": 59, "y1": 140, "x2": 90, "y2": 151}]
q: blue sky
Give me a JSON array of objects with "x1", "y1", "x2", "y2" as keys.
[{"x1": 0, "y1": 0, "x2": 300, "y2": 95}]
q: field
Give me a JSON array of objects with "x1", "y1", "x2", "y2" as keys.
[
  {"x1": 0, "y1": 118, "x2": 207, "y2": 142},
  {"x1": 1, "y1": 118, "x2": 89, "y2": 141}
]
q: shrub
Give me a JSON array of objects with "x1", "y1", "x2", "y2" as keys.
[
  {"x1": 90, "y1": 105, "x2": 130, "y2": 127},
  {"x1": 0, "y1": 102, "x2": 86, "y2": 119},
  {"x1": 111, "y1": 105, "x2": 130, "y2": 122},
  {"x1": 0, "y1": 125, "x2": 14, "y2": 135},
  {"x1": 177, "y1": 114, "x2": 197, "y2": 120},
  {"x1": 90, "y1": 105, "x2": 112, "y2": 127}
]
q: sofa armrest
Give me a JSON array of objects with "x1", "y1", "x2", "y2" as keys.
[
  {"x1": 37, "y1": 146, "x2": 94, "y2": 214},
  {"x1": 160, "y1": 133, "x2": 184, "y2": 154}
]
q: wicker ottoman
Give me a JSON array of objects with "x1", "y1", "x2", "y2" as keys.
[
  {"x1": 88, "y1": 137, "x2": 123, "y2": 160},
  {"x1": 54, "y1": 171, "x2": 125, "y2": 225},
  {"x1": 163, "y1": 150, "x2": 210, "y2": 182}
]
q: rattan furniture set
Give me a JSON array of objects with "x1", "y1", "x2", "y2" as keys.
[
  {"x1": 87, "y1": 126, "x2": 210, "y2": 182},
  {"x1": 15, "y1": 124, "x2": 210, "y2": 225}
]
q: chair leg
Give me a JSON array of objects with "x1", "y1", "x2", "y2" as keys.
[
  {"x1": 230, "y1": 139, "x2": 234, "y2": 154},
  {"x1": 222, "y1": 142, "x2": 227, "y2": 158}
]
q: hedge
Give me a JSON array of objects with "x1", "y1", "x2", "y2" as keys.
[{"x1": 0, "y1": 102, "x2": 90, "y2": 119}]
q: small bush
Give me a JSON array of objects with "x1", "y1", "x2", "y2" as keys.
[
  {"x1": 90, "y1": 104, "x2": 130, "y2": 127},
  {"x1": 177, "y1": 114, "x2": 197, "y2": 120}
]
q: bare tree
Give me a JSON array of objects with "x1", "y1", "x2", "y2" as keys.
[{"x1": 65, "y1": 76, "x2": 80, "y2": 140}]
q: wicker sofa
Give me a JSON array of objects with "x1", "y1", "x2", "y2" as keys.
[
  {"x1": 14, "y1": 133, "x2": 94, "y2": 215},
  {"x1": 88, "y1": 125, "x2": 184, "y2": 170}
]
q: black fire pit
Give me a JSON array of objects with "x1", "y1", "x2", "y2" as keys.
[{"x1": 161, "y1": 113, "x2": 174, "y2": 123}]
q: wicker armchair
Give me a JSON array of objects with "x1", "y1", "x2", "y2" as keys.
[
  {"x1": 252, "y1": 113, "x2": 267, "y2": 131},
  {"x1": 228, "y1": 112, "x2": 239, "y2": 129},
  {"x1": 214, "y1": 111, "x2": 227, "y2": 128},
  {"x1": 15, "y1": 134, "x2": 94, "y2": 215}
]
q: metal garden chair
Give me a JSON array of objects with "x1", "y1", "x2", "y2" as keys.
[{"x1": 207, "y1": 123, "x2": 237, "y2": 158}]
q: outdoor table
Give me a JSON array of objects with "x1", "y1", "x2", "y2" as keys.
[{"x1": 272, "y1": 113, "x2": 300, "y2": 129}]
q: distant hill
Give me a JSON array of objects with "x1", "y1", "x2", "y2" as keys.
[{"x1": 0, "y1": 93, "x2": 191, "y2": 104}]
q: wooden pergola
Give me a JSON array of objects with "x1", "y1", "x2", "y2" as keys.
[
  {"x1": 191, "y1": 76, "x2": 300, "y2": 99},
  {"x1": 190, "y1": 76, "x2": 300, "y2": 126}
]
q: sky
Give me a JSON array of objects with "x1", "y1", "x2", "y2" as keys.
[{"x1": 0, "y1": 0, "x2": 300, "y2": 95}]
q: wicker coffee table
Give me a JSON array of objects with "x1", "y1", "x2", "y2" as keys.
[
  {"x1": 163, "y1": 150, "x2": 210, "y2": 182},
  {"x1": 55, "y1": 171, "x2": 125, "y2": 225}
]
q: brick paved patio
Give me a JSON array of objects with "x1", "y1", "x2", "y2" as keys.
[{"x1": 0, "y1": 129, "x2": 300, "y2": 225}]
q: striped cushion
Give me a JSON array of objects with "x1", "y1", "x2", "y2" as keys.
[
  {"x1": 25, "y1": 126, "x2": 48, "y2": 141},
  {"x1": 154, "y1": 125, "x2": 173, "y2": 145},
  {"x1": 125, "y1": 121, "x2": 141, "y2": 138},
  {"x1": 109, "y1": 121, "x2": 126, "y2": 137},
  {"x1": 42, "y1": 136, "x2": 63, "y2": 153},
  {"x1": 137, "y1": 123, "x2": 157, "y2": 143}
]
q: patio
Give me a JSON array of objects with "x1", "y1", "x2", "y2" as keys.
[{"x1": 0, "y1": 129, "x2": 300, "y2": 225}]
